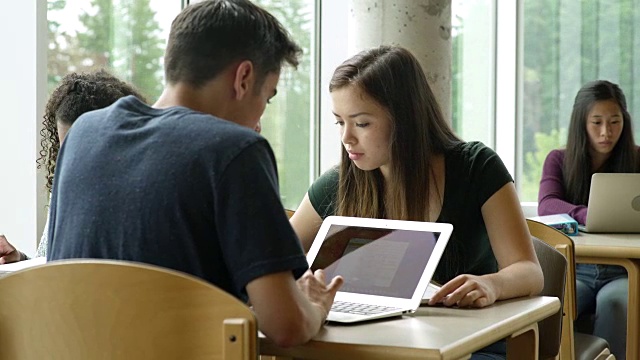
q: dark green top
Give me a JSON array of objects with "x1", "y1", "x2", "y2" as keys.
[{"x1": 308, "y1": 141, "x2": 513, "y2": 284}]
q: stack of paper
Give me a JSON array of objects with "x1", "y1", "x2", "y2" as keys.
[
  {"x1": 0, "y1": 257, "x2": 47, "y2": 277},
  {"x1": 528, "y1": 213, "x2": 579, "y2": 236}
]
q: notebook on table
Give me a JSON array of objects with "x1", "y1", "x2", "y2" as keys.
[
  {"x1": 579, "y1": 173, "x2": 640, "y2": 233},
  {"x1": 0, "y1": 257, "x2": 47, "y2": 277},
  {"x1": 307, "y1": 216, "x2": 453, "y2": 324}
]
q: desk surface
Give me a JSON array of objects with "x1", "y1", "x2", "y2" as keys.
[
  {"x1": 260, "y1": 296, "x2": 559, "y2": 360},
  {"x1": 573, "y1": 232, "x2": 640, "y2": 258},
  {"x1": 572, "y1": 231, "x2": 640, "y2": 360}
]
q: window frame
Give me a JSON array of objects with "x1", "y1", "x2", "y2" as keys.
[{"x1": 318, "y1": 0, "x2": 535, "y2": 212}]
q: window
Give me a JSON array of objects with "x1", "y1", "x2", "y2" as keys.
[
  {"x1": 451, "y1": 0, "x2": 495, "y2": 147},
  {"x1": 50, "y1": 1, "x2": 640, "y2": 208},
  {"x1": 437, "y1": 0, "x2": 640, "y2": 205},
  {"x1": 520, "y1": 0, "x2": 640, "y2": 201},
  {"x1": 48, "y1": 0, "x2": 316, "y2": 210},
  {"x1": 252, "y1": 0, "x2": 316, "y2": 209},
  {"x1": 47, "y1": 0, "x2": 181, "y2": 100},
  {"x1": 319, "y1": 1, "x2": 510, "y2": 199}
]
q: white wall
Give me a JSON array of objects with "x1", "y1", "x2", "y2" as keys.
[{"x1": 0, "y1": 0, "x2": 48, "y2": 256}]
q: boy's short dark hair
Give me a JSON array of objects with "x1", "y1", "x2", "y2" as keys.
[{"x1": 164, "y1": 0, "x2": 301, "y2": 88}]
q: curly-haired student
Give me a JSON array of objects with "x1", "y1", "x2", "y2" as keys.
[{"x1": 0, "y1": 70, "x2": 145, "y2": 263}]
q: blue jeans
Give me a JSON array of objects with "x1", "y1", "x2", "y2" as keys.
[
  {"x1": 471, "y1": 339, "x2": 506, "y2": 360},
  {"x1": 576, "y1": 263, "x2": 628, "y2": 360}
]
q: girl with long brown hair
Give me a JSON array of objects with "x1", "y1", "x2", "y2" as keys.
[
  {"x1": 293, "y1": 44, "x2": 542, "y2": 309},
  {"x1": 292, "y1": 45, "x2": 543, "y2": 359}
]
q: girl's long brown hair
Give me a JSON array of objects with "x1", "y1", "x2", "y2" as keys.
[{"x1": 330, "y1": 46, "x2": 461, "y2": 221}]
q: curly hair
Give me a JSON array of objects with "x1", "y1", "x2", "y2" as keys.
[{"x1": 37, "y1": 69, "x2": 146, "y2": 192}]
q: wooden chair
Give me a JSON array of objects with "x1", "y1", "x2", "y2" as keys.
[
  {"x1": 0, "y1": 259, "x2": 257, "y2": 360},
  {"x1": 527, "y1": 219, "x2": 614, "y2": 360},
  {"x1": 531, "y1": 234, "x2": 566, "y2": 360}
]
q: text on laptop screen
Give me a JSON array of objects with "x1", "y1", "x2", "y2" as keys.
[{"x1": 310, "y1": 225, "x2": 439, "y2": 299}]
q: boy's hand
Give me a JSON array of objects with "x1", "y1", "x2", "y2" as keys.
[{"x1": 296, "y1": 269, "x2": 344, "y2": 320}]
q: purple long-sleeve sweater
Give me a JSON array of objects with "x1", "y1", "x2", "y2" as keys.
[{"x1": 537, "y1": 149, "x2": 588, "y2": 225}]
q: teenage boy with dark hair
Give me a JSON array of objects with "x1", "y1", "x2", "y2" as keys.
[{"x1": 48, "y1": 0, "x2": 342, "y2": 347}]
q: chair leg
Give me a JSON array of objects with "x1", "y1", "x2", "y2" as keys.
[
  {"x1": 593, "y1": 348, "x2": 614, "y2": 360},
  {"x1": 507, "y1": 323, "x2": 539, "y2": 360},
  {"x1": 224, "y1": 319, "x2": 252, "y2": 360}
]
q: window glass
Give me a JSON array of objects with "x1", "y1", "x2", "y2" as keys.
[
  {"x1": 48, "y1": 0, "x2": 180, "y2": 101},
  {"x1": 451, "y1": 0, "x2": 494, "y2": 146},
  {"x1": 48, "y1": 0, "x2": 315, "y2": 210},
  {"x1": 252, "y1": 0, "x2": 315, "y2": 210},
  {"x1": 520, "y1": 0, "x2": 640, "y2": 201}
]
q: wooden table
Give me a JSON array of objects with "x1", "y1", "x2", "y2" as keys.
[
  {"x1": 573, "y1": 232, "x2": 640, "y2": 360},
  {"x1": 260, "y1": 296, "x2": 560, "y2": 360}
]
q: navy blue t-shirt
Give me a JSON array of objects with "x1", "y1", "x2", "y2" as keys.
[{"x1": 48, "y1": 96, "x2": 308, "y2": 302}]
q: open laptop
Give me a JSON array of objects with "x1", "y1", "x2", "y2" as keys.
[
  {"x1": 306, "y1": 216, "x2": 453, "y2": 323},
  {"x1": 579, "y1": 173, "x2": 640, "y2": 233}
]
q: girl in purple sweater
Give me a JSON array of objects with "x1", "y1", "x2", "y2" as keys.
[{"x1": 538, "y1": 80, "x2": 639, "y2": 359}]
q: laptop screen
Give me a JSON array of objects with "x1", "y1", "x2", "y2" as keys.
[
  {"x1": 584, "y1": 173, "x2": 640, "y2": 233},
  {"x1": 310, "y1": 224, "x2": 439, "y2": 299}
]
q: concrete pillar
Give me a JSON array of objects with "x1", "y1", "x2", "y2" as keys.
[{"x1": 348, "y1": 0, "x2": 452, "y2": 122}]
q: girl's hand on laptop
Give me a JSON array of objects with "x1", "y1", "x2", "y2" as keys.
[
  {"x1": 0, "y1": 235, "x2": 23, "y2": 264},
  {"x1": 427, "y1": 274, "x2": 498, "y2": 308},
  {"x1": 296, "y1": 269, "x2": 344, "y2": 319}
]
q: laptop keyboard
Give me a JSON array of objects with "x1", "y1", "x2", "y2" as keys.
[{"x1": 331, "y1": 301, "x2": 400, "y2": 315}]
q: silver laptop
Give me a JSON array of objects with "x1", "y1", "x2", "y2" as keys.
[
  {"x1": 306, "y1": 216, "x2": 453, "y2": 323},
  {"x1": 579, "y1": 173, "x2": 640, "y2": 233}
]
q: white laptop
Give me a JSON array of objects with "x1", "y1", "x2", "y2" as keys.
[
  {"x1": 579, "y1": 173, "x2": 640, "y2": 233},
  {"x1": 306, "y1": 216, "x2": 453, "y2": 323}
]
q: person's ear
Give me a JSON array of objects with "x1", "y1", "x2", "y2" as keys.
[{"x1": 232, "y1": 60, "x2": 255, "y2": 101}]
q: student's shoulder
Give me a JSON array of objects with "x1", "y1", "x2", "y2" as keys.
[
  {"x1": 76, "y1": 95, "x2": 150, "y2": 125},
  {"x1": 447, "y1": 141, "x2": 496, "y2": 161},
  {"x1": 159, "y1": 108, "x2": 264, "y2": 147},
  {"x1": 315, "y1": 166, "x2": 339, "y2": 185},
  {"x1": 104, "y1": 95, "x2": 148, "y2": 115},
  {"x1": 544, "y1": 148, "x2": 565, "y2": 164},
  {"x1": 190, "y1": 115, "x2": 259, "y2": 136},
  {"x1": 309, "y1": 166, "x2": 339, "y2": 195},
  {"x1": 457, "y1": 140, "x2": 489, "y2": 153},
  {"x1": 205, "y1": 119, "x2": 265, "y2": 150},
  {"x1": 547, "y1": 148, "x2": 565, "y2": 157},
  {"x1": 198, "y1": 120, "x2": 272, "y2": 165},
  {"x1": 308, "y1": 167, "x2": 339, "y2": 217},
  {"x1": 445, "y1": 141, "x2": 512, "y2": 180},
  {"x1": 309, "y1": 167, "x2": 339, "y2": 195}
]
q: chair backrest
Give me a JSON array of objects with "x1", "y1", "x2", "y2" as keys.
[
  {"x1": 528, "y1": 219, "x2": 616, "y2": 360},
  {"x1": 530, "y1": 231, "x2": 568, "y2": 359},
  {"x1": 0, "y1": 259, "x2": 257, "y2": 360}
]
